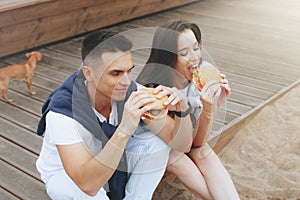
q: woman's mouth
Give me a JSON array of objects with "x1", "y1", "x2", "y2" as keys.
[{"x1": 188, "y1": 64, "x2": 199, "y2": 74}]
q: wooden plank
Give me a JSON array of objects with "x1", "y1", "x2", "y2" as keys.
[
  {"x1": 225, "y1": 100, "x2": 252, "y2": 115},
  {"x1": 0, "y1": 0, "x2": 50, "y2": 12},
  {"x1": 1, "y1": 79, "x2": 51, "y2": 102},
  {"x1": 0, "y1": 137, "x2": 40, "y2": 180},
  {"x1": 225, "y1": 72, "x2": 283, "y2": 93},
  {"x1": 206, "y1": 44, "x2": 300, "y2": 78},
  {"x1": 0, "y1": 101, "x2": 40, "y2": 132},
  {"x1": 0, "y1": 0, "x2": 104, "y2": 25},
  {"x1": 0, "y1": 117, "x2": 42, "y2": 155},
  {"x1": 0, "y1": 0, "x2": 195, "y2": 27},
  {"x1": 48, "y1": 43, "x2": 82, "y2": 59},
  {"x1": 171, "y1": 9, "x2": 300, "y2": 45},
  {"x1": 0, "y1": 0, "x2": 197, "y2": 57},
  {"x1": 230, "y1": 81, "x2": 274, "y2": 100},
  {"x1": 0, "y1": 90, "x2": 42, "y2": 116},
  {"x1": 3, "y1": 57, "x2": 69, "y2": 83},
  {"x1": 39, "y1": 49, "x2": 82, "y2": 67},
  {"x1": 0, "y1": 160, "x2": 50, "y2": 200},
  {"x1": 215, "y1": 109, "x2": 240, "y2": 125},
  {"x1": 229, "y1": 92, "x2": 263, "y2": 107},
  {"x1": 198, "y1": 3, "x2": 298, "y2": 64},
  {"x1": 0, "y1": 187, "x2": 19, "y2": 200},
  {"x1": 216, "y1": 62, "x2": 293, "y2": 86}
]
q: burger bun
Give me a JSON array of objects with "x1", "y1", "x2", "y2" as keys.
[
  {"x1": 192, "y1": 64, "x2": 221, "y2": 91},
  {"x1": 140, "y1": 87, "x2": 168, "y2": 120}
]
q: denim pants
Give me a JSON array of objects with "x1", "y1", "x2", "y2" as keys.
[
  {"x1": 45, "y1": 129, "x2": 170, "y2": 200},
  {"x1": 124, "y1": 128, "x2": 170, "y2": 200}
]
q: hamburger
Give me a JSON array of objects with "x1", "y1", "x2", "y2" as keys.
[
  {"x1": 140, "y1": 87, "x2": 168, "y2": 120},
  {"x1": 192, "y1": 64, "x2": 222, "y2": 91}
]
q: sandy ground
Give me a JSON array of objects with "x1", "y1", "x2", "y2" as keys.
[{"x1": 153, "y1": 84, "x2": 300, "y2": 200}]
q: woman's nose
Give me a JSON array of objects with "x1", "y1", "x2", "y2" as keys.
[{"x1": 189, "y1": 50, "x2": 200, "y2": 62}]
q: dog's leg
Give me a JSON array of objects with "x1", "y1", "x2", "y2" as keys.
[
  {"x1": 26, "y1": 77, "x2": 36, "y2": 95},
  {"x1": 0, "y1": 88, "x2": 13, "y2": 102},
  {"x1": 0, "y1": 82, "x2": 13, "y2": 102},
  {"x1": 2, "y1": 95, "x2": 14, "y2": 103}
]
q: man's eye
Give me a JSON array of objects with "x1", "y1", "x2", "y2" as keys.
[{"x1": 112, "y1": 71, "x2": 120, "y2": 76}]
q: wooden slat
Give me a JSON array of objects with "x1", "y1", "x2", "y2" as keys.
[
  {"x1": 0, "y1": 137, "x2": 40, "y2": 180},
  {"x1": 0, "y1": 0, "x2": 197, "y2": 57},
  {"x1": 229, "y1": 92, "x2": 262, "y2": 107},
  {"x1": 0, "y1": 117, "x2": 42, "y2": 155},
  {"x1": 229, "y1": 81, "x2": 274, "y2": 99},
  {"x1": 4, "y1": 57, "x2": 69, "y2": 83},
  {"x1": 0, "y1": 187, "x2": 19, "y2": 200},
  {"x1": 0, "y1": 160, "x2": 50, "y2": 200},
  {"x1": 0, "y1": 101, "x2": 39, "y2": 132},
  {"x1": 0, "y1": 90, "x2": 42, "y2": 116},
  {"x1": 0, "y1": 0, "x2": 50, "y2": 12}
]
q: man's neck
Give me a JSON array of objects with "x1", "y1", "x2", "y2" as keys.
[
  {"x1": 86, "y1": 81, "x2": 112, "y2": 120},
  {"x1": 94, "y1": 99, "x2": 112, "y2": 120}
]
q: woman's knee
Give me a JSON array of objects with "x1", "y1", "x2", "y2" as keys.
[
  {"x1": 188, "y1": 143, "x2": 213, "y2": 161},
  {"x1": 167, "y1": 152, "x2": 190, "y2": 173}
]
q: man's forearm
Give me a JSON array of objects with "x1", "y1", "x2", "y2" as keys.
[{"x1": 169, "y1": 115, "x2": 193, "y2": 152}]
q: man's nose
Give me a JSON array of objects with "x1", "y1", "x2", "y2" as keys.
[{"x1": 120, "y1": 72, "x2": 131, "y2": 85}]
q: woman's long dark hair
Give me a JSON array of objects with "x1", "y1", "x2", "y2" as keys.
[
  {"x1": 146, "y1": 20, "x2": 202, "y2": 69},
  {"x1": 136, "y1": 20, "x2": 202, "y2": 88}
]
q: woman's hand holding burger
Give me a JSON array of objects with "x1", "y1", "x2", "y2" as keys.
[{"x1": 192, "y1": 64, "x2": 231, "y2": 115}]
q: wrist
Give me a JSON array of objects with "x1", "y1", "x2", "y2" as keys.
[
  {"x1": 118, "y1": 126, "x2": 133, "y2": 138},
  {"x1": 201, "y1": 109, "x2": 213, "y2": 119},
  {"x1": 173, "y1": 102, "x2": 192, "y2": 118}
]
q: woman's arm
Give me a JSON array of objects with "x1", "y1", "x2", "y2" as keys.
[
  {"x1": 192, "y1": 76, "x2": 231, "y2": 147},
  {"x1": 143, "y1": 85, "x2": 193, "y2": 152}
]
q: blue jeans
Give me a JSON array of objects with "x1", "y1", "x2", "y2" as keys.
[
  {"x1": 45, "y1": 128, "x2": 170, "y2": 200},
  {"x1": 124, "y1": 127, "x2": 170, "y2": 200}
]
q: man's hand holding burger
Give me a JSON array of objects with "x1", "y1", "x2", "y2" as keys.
[
  {"x1": 140, "y1": 85, "x2": 190, "y2": 120},
  {"x1": 140, "y1": 85, "x2": 193, "y2": 152}
]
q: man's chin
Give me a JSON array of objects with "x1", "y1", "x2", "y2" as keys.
[{"x1": 112, "y1": 93, "x2": 127, "y2": 101}]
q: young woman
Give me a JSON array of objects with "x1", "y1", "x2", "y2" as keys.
[{"x1": 137, "y1": 20, "x2": 240, "y2": 200}]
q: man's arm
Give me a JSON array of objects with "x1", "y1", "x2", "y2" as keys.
[
  {"x1": 57, "y1": 128, "x2": 130, "y2": 196},
  {"x1": 57, "y1": 89, "x2": 157, "y2": 196},
  {"x1": 143, "y1": 85, "x2": 194, "y2": 152}
]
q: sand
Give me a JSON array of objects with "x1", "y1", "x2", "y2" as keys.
[
  {"x1": 218, "y1": 84, "x2": 300, "y2": 199},
  {"x1": 154, "y1": 84, "x2": 300, "y2": 200}
]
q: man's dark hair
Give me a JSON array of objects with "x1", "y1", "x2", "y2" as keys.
[{"x1": 81, "y1": 29, "x2": 133, "y2": 68}]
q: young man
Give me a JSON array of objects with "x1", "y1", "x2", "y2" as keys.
[{"x1": 36, "y1": 29, "x2": 193, "y2": 200}]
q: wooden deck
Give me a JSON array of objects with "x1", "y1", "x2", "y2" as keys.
[
  {"x1": 1, "y1": 0, "x2": 300, "y2": 199},
  {"x1": 0, "y1": 0, "x2": 197, "y2": 57}
]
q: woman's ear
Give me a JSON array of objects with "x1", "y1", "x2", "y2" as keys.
[{"x1": 81, "y1": 65, "x2": 94, "y2": 82}]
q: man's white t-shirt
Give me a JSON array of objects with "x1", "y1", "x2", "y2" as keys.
[{"x1": 36, "y1": 102, "x2": 118, "y2": 184}]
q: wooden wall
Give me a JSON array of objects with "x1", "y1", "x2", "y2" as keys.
[{"x1": 0, "y1": 0, "x2": 197, "y2": 58}]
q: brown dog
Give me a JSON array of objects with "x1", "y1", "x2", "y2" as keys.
[{"x1": 0, "y1": 51, "x2": 42, "y2": 102}]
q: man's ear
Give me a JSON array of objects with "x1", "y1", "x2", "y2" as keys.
[{"x1": 81, "y1": 65, "x2": 94, "y2": 82}]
